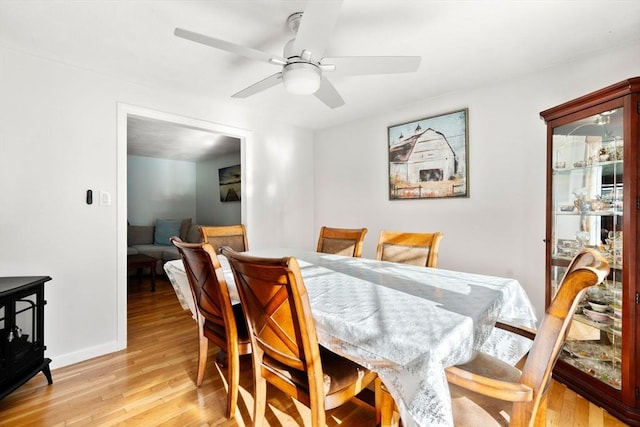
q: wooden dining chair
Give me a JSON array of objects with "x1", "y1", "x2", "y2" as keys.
[
  {"x1": 199, "y1": 224, "x2": 248, "y2": 254},
  {"x1": 375, "y1": 230, "x2": 444, "y2": 267},
  {"x1": 220, "y1": 247, "x2": 378, "y2": 427},
  {"x1": 378, "y1": 249, "x2": 609, "y2": 427},
  {"x1": 448, "y1": 249, "x2": 607, "y2": 426},
  {"x1": 316, "y1": 226, "x2": 368, "y2": 257},
  {"x1": 170, "y1": 237, "x2": 251, "y2": 419}
]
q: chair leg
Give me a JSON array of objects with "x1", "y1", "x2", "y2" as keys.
[
  {"x1": 253, "y1": 372, "x2": 267, "y2": 427},
  {"x1": 310, "y1": 394, "x2": 326, "y2": 427},
  {"x1": 226, "y1": 349, "x2": 240, "y2": 418},
  {"x1": 533, "y1": 393, "x2": 549, "y2": 427},
  {"x1": 375, "y1": 378, "x2": 383, "y2": 424},
  {"x1": 195, "y1": 317, "x2": 208, "y2": 386},
  {"x1": 379, "y1": 380, "x2": 399, "y2": 427}
]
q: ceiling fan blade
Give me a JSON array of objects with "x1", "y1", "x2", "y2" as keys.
[
  {"x1": 314, "y1": 77, "x2": 345, "y2": 109},
  {"x1": 292, "y1": 0, "x2": 343, "y2": 60},
  {"x1": 175, "y1": 28, "x2": 287, "y2": 65},
  {"x1": 231, "y1": 72, "x2": 283, "y2": 98},
  {"x1": 324, "y1": 56, "x2": 421, "y2": 77}
]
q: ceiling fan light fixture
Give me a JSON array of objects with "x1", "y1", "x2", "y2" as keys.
[{"x1": 282, "y1": 62, "x2": 321, "y2": 95}]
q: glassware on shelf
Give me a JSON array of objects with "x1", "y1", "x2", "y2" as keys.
[
  {"x1": 605, "y1": 231, "x2": 623, "y2": 267},
  {"x1": 576, "y1": 231, "x2": 591, "y2": 250}
]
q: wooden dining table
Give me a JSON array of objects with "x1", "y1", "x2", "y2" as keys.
[{"x1": 165, "y1": 248, "x2": 537, "y2": 427}]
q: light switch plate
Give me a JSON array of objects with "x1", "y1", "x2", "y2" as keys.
[{"x1": 99, "y1": 190, "x2": 111, "y2": 206}]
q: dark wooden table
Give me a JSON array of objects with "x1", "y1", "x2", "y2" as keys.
[{"x1": 127, "y1": 254, "x2": 157, "y2": 291}]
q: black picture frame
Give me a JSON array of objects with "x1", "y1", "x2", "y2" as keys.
[{"x1": 218, "y1": 164, "x2": 241, "y2": 202}]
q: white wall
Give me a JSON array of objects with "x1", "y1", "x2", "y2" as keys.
[
  {"x1": 314, "y1": 41, "x2": 640, "y2": 320},
  {"x1": 2, "y1": 34, "x2": 636, "y2": 369},
  {"x1": 127, "y1": 152, "x2": 243, "y2": 227},
  {"x1": 0, "y1": 46, "x2": 314, "y2": 368},
  {"x1": 196, "y1": 151, "x2": 242, "y2": 225},
  {"x1": 127, "y1": 155, "x2": 197, "y2": 225}
]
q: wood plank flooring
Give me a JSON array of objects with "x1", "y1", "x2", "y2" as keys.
[{"x1": 0, "y1": 276, "x2": 631, "y2": 426}]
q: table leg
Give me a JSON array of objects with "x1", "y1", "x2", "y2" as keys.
[{"x1": 150, "y1": 263, "x2": 156, "y2": 292}]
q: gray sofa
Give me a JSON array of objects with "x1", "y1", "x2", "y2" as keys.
[{"x1": 128, "y1": 219, "x2": 203, "y2": 272}]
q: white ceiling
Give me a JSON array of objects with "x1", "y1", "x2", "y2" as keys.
[
  {"x1": 127, "y1": 115, "x2": 241, "y2": 162},
  {"x1": 1, "y1": 0, "x2": 639, "y2": 158}
]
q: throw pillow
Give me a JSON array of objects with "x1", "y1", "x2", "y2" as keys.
[
  {"x1": 154, "y1": 219, "x2": 181, "y2": 246},
  {"x1": 180, "y1": 218, "x2": 192, "y2": 241},
  {"x1": 186, "y1": 224, "x2": 201, "y2": 243}
]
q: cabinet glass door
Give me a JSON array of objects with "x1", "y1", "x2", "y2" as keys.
[{"x1": 550, "y1": 106, "x2": 623, "y2": 390}]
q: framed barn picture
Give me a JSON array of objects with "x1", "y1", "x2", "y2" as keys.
[
  {"x1": 387, "y1": 109, "x2": 468, "y2": 200},
  {"x1": 218, "y1": 164, "x2": 241, "y2": 202}
]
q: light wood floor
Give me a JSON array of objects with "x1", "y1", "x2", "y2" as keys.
[{"x1": 0, "y1": 276, "x2": 630, "y2": 426}]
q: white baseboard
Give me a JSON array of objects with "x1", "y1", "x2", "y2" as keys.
[{"x1": 47, "y1": 340, "x2": 126, "y2": 370}]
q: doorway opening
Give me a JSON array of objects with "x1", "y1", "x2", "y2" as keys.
[{"x1": 116, "y1": 103, "x2": 250, "y2": 349}]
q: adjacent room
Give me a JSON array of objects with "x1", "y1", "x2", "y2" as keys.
[
  {"x1": 1, "y1": 1, "x2": 639, "y2": 425},
  {"x1": 126, "y1": 113, "x2": 243, "y2": 281}
]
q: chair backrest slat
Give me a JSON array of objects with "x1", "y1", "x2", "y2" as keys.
[
  {"x1": 316, "y1": 226, "x2": 367, "y2": 257},
  {"x1": 199, "y1": 224, "x2": 248, "y2": 254},
  {"x1": 376, "y1": 230, "x2": 443, "y2": 267}
]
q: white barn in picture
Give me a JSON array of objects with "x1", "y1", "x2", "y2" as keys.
[{"x1": 389, "y1": 125, "x2": 458, "y2": 194}]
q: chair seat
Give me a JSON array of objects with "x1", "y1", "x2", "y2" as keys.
[
  {"x1": 449, "y1": 352, "x2": 522, "y2": 426},
  {"x1": 263, "y1": 346, "x2": 372, "y2": 397},
  {"x1": 455, "y1": 352, "x2": 522, "y2": 382},
  {"x1": 450, "y1": 383, "x2": 511, "y2": 427}
]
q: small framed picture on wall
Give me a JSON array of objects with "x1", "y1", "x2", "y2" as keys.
[{"x1": 219, "y1": 164, "x2": 241, "y2": 202}]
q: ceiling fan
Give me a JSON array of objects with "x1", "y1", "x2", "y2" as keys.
[{"x1": 174, "y1": 0, "x2": 421, "y2": 109}]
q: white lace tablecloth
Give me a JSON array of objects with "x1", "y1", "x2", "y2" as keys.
[
  {"x1": 165, "y1": 249, "x2": 537, "y2": 427},
  {"x1": 164, "y1": 257, "x2": 238, "y2": 321}
]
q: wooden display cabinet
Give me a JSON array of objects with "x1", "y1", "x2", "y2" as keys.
[{"x1": 541, "y1": 77, "x2": 639, "y2": 424}]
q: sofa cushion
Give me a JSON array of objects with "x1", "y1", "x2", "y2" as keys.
[
  {"x1": 131, "y1": 244, "x2": 166, "y2": 259},
  {"x1": 128, "y1": 225, "x2": 154, "y2": 246},
  {"x1": 162, "y1": 247, "x2": 181, "y2": 261},
  {"x1": 155, "y1": 219, "x2": 181, "y2": 246}
]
